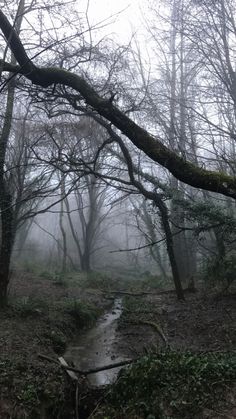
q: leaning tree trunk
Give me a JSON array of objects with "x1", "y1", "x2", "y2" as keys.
[{"x1": 112, "y1": 125, "x2": 185, "y2": 300}]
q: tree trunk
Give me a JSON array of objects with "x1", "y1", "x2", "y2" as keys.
[
  {"x1": 0, "y1": 186, "x2": 14, "y2": 306},
  {"x1": 81, "y1": 250, "x2": 91, "y2": 273},
  {"x1": 171, "y1": 188, "x2": 190, "y2": 285},
  {"x1": 0, "y1": 0, "x2": 25, "y2": 306},
  {"x1": 59, "y1": 176, "x2": 67, "y2": 273},
  {"x1": 154, "y1": 195, "x2": 185, "y2": 300},
  {"x1": 141, "y1": 201, "x2": 168, "y2": 279},
  {"x1": 64, "y1": 194, "x2": 83, "y2": 268}
]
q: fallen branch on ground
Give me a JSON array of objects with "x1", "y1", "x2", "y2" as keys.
[
  {"x1": 104, "y1": 287, "x2": 197, "y2": 297},
  {"x1": 137, "y1": 320, "x2": 168, "y2": 345},
  {"x1": 58, "y1": 356, "x2": 79, "y2": 381},
  {"x1": 102, "y1": 290, "x2": 154, "y2": 297},
  {"x1": 38, "y1": 353, "x2": 136, "y2": 375},
  {"x1": 57, "y1": 357, "x2": 79, "y2": 419}
]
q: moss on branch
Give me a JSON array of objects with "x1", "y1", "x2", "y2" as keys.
[{"x1": 0, "y1": 6, "x2": 236, "y2": 199}]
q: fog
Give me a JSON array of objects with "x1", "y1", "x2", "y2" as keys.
[
  {"x1": 14, "y1": 192, "x2": 168, "y2": 276},
  {"x1": 0, "y1": 0, "x2": 235, "y2": 300}
]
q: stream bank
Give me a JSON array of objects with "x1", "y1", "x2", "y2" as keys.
[
  {"x1": 0, "y1": 273, "x2": 113, "y2": 418},
  {"x1": 1, "y1": 271, "x2": 235, "y2": 418},
  {"x1": 65, "y1": 297, "x2": 128, "y2": 386},
  {"x1": 89, "y1": 291, "x2": 236, "y2": 419}
]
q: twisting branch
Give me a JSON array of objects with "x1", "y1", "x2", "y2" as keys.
[{"x1": 0, "y1": 10, "x2": 236, "y2": 198}]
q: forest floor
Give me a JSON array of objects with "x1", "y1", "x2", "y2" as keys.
[
  {"x1": 0, "y1": 270, "x2": 235, "y2": 418},
  {"x1": 113, "y1": 291, "x2": 236, "y2": 419},
  {"x1": 117, "y1": 290, "x2": 236, "y2": 354},
  {"x1": 0, "y1": 270, "x2": 111, "y2": 418}
]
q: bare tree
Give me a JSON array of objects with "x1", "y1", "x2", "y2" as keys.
[
  {"x1": 131, "y1": 199, "x2": 168, "y2": 279},
  {"x1": 1, "y1": 2, "x2": 236, "y2": 302},
  {"x1": 0, "y1": 0, "x2": 26, "y2": 305},
  {"x1": 1, "y1": 9, "x2": 236, "y2": 199}
]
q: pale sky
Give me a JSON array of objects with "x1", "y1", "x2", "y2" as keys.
[{"x1": 84, "y1": 0, "x2": 145, "y2": 42}]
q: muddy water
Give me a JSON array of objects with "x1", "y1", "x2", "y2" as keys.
[{"x1": 65, "y1": 298, "x2": 127, "y2": 386}]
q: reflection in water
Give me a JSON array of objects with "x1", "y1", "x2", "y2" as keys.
[{"x1": 66, "y1": 298, "x2": 127, "y2": 386}]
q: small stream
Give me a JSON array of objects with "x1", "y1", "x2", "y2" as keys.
[{"x1": 65, "y1": 298, "x2": 127, "y2": 386}]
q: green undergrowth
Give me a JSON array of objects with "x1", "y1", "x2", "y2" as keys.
[
  {"x1": 77, "y1": 271, "x2": 168, "y2": 293},
  {"x1": 119, "y1": 296, "x2": 157, "y2": 324},
  {"x1": 0, "y1": 296, "x2": 105, "y2": 417},
  {"x1": 139, "y1": 274, "x2": 172, "y2": 291},
  {"x1": 0, "y1": 357, "x2": 75, "y2": 418},
  {"x1": 75, "y1": 271, "x2": 120, "y2": 290},
  {"x1": 72, "y1": 270, "x2": 152, "y2": 292},
  {"x1": 94, "y1": 350, "x2": 236, "y2": 419},
  {"x1": 122, "y1": 296, "x2": 152, "y2": 312},
  {"x1": 55, "y1": 298, "x2": 102, "y2": 328},
  {"x1": 9, "y1": 296, "x2": 102, "y2": 355},
  {"x1": 12, "y1": 296, "x2": 50, "y2": 317},
  {"x1": 202, "y1": 254, "x2": 236, "y2": 290},
  {"x1": 11, "y1": 296, "x2": 101, "y2": 326},
  {"x1": 15, "y1": 261, "x2": 169, "y2": 293},
  {"x1": 23, "y1": 262, "x2": 167, "y2": 293}
]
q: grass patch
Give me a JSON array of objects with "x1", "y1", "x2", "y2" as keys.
[
  {"x1": 76, "y1": 271, "x2": 120, "y2": 290},
  {"x1": 94, "y1": 350, "x2": 236, "y2": 418},
  {"x1": 122, "y1": 295, "x2": 151, "y2": 311},
  {"x1": 66, "y1": 270, "x2": 166, "y2": 292},
  {"x1": 11, "y1": 297, "x2": 50, "y2": 318},
  {"x1": 10, "y1": 296, "x2": 103, "y2": 354},
  {"x1": 140, "y1": 274, "x2": 172, "y2": 290},
  {"x1": 56, "y1": 299, "x2": 102, "y2": 329},
  {"x1": 0, "y1": 357, "x2": 74, "y2": 418},
  {"x1": 40, "y1": 271, "x2": 68, "y2": 286},
  {"x1": 119, "y1": 296, "x2": 157, "y2": 325}
]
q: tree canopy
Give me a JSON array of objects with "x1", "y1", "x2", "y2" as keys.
[{"x1": 1, "y1": 8, "x2": 236, "y2": 199}]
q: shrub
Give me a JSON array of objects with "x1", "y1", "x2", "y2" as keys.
[
  {"x1": 203, "y1": 254, "x2": 236, "y2": 289},
  {"x1": 12, "y1": 297, "x2": 49, "y2": 318},
  {"x1": 59, "y1": 299, "x2": 101, "y2": 328},
  {"x1": 96, "y1": 351, "x2": 236, "y2": 418}
]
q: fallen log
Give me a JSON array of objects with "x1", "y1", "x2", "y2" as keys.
[
  {"x1": 58, "y1": 356, "x2": 78, "y2": 381},
  {"x1": 57, "y1": 357, "x2": 80, "y2": 419},
  {"x1": 103, "y1": 287, "x2": 197, "y2": 297},
  {"x1": 102, "y1": 290, "x2": 154, "y2": 297},
  {"x1": 38, "y1": 353, "x2": 136, "y2": 375},
  {"x1": 82, "y1": 358, "x2": 136, "y2": 375}
]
